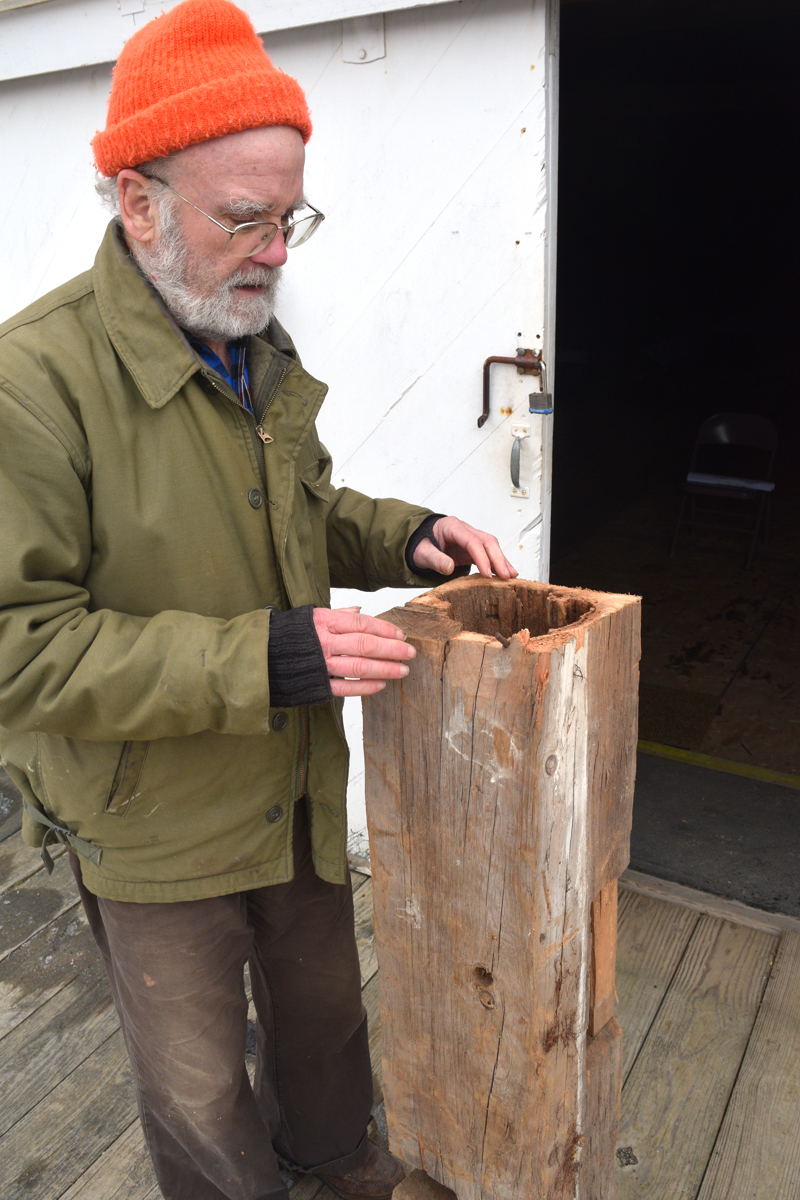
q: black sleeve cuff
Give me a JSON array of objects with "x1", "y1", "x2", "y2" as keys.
[
  {"x1": 404, "y1": 513, "x2": 448, "y2": 577},
  {"x1": 267, "y1": 604, "x2": 333, "y2": 708}
]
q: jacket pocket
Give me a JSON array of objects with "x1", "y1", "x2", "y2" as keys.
[{"x1": 105, "y1": 741, "x2": 149, "y2": 816}]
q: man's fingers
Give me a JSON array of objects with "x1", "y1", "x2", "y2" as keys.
[
  {"x1": 325, "y1": 655, "x2": 411, "y2": 681},
  {"x1": 330, "y1": 678, "x2": 387, "y2": 697},
  {"x1": 315, "y1": 607, "x2": 407, "y2": 642},
  {"x1": 411, "y1": 538, "x2": 455, "y2": 576},
  {"x1": 430, "y1": 517, "x2": 518, "y2": 580},
  {"x1": 318, "y1": 630, "x2": 416, "y2": 664}
]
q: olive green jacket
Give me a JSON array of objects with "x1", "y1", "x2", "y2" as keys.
[{"x1": 0, "y1": 223, "x2": 438, "y2": 902}]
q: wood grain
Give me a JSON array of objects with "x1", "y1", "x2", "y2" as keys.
[
  {"x1": 615, "y1": 887, "x2": 699, "y2": 1080},
  {"x1": 0, "y1": 956, "x2": 115, "y2": 1134},
  {"x1": 363, "y1": 578, "x2": 640, "y2": 1200},
  {"x1": 621, "y1": 869, "x2": 800, "y2": 936},
  {"x1": 363, "y1": 971, "x2": 383, "y2": 1101},
  {"x1": 582, "y1": 1017, "x2": 622, "y2": 1200},
  {"x1": 695, "y1": 931, "x2": 800, "y2": 1200},
  {"x1": 0, "y1": 771, "x2": 22, "y2": 845},
  {"x1": 396, "y1": 1168, "x2": 458, "y2": 1199},
  {"x1": 585, "y1": 600, "x2": 641, "y2": 899},
  {"x1": 0, "y1": 1029, "x2": 136, "y2": 1200},
  {"x1": 615, "y1": 917, "x2": 777, "y2": 1200},
  {"x1": 0, "y1": 830, "x2": 64, "y2": 896},
  {"x1": 354, "y1": 877, "x2": 378, "y2": 987},
  {"x1": 58, "y1": 1120, "x2": 155, "y2": 1200},
  {"x1": 0, "y1": 900, "x2": 97, "y2": 1039},
  {"x1": 0, "y1": 851, "x2": 79, "y2": 963},
  {"x1": 589, "y1": 881, "x2": 618, "y2": 1038}
]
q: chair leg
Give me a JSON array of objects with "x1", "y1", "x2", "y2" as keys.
[
  {"x1": 746, "y1": 493, "x2": 768, "y2": 570},
  {"x1": 670, "y1": 493, "x2": 688, "y2": 557}
]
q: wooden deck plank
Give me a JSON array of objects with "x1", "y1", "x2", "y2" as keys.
[
  {"x1": 616, "y1": 885, "x2": 700, "y2": 1079},
  {"x1": 0, "y1": 852, "x2": 79, "y2": 963},
  {"x1": 0, "y1": 771, "x2": 22, "y2": 844},
  {"x1": 58, "y1": 1121, "x2": 155, "y2": 1200},
  {"x1": 351, "y1": 869, "x2": 370, "y2": 896},
  {"x1": 0, "y1": 830, "x2": 65, "y2": 896},
  {"x1": 0, "y1": 900, "x2": 97, "y2": 1039},
  {"x1": 0, "y1": 956, "x2": 116, "y2": 1135},
  {"x1": 10, "y1": 857, "x2": 798, "y2": 1200},
  {"x1": 622, "y1": 869, "x2": 800, "y2": 936},
  {"x1": 615, "y1": 916, "x2": 778, "y2": 1200},
  {"x1": 696, "y1": 931, "x2": 800, "y2": 1200},
  {"x1": 354, "y1": 877, "x2": 377, "y2": 987},
  {"x1": 0, "y1": 1029, "x2": 136, "y2": 1200}
]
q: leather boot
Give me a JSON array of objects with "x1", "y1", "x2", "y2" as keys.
[{"x1": 315, "y1": 1139, "x2": 406, "y2": 1200}]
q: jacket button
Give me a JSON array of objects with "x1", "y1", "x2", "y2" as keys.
[
  {"x1": 248, "y1": 488, "x2": 264, "y2": 509},
  {"x1": 272, "y1": 712, "x2": 289, "y2": 731},
  {"x1": 266, "y1": 805, "x2": 283, "y2": 823}
]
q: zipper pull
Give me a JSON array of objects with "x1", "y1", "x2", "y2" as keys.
[{"x1": 256, "y1": 425, "x2": 274, "y2": 444}]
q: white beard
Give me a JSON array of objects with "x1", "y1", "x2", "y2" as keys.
[{"x1": 131, "y1": 202, "x2": 282, "y2": 342}]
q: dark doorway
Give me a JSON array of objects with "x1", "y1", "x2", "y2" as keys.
[{"x1": 552, "y1": 0, "x2": 800, "y2": 910}]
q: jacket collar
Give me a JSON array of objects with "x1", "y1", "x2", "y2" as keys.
[{"x1": 92, "y1": 222, "x2": 299, "y2": 410}]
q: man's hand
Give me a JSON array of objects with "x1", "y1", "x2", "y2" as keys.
[
  {"x1": 412, "y1": 516, "x2": 518, "y2": 580},
  {"x1": 313, "y1": 607, "x2": 416, "y2": 697}
]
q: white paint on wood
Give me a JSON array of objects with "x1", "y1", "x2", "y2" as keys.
[
  {"x1": 342, "y1": 13, "x2": 385, "y2": 63},
  {"x1": 0, "y1": 0, "x2": 460, "y2": 81}
]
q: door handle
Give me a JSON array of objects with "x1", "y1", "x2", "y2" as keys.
[
  {"x1": 479, "y1": 348, "x2": 541, "y2": 428},
  {"x1": 510, "y1": 424, "x2": 530, "y2": 497}
]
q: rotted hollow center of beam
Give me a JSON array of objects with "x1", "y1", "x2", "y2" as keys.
[{"x1": 445, "y1": 581, "x2": 595, "y2": 640}]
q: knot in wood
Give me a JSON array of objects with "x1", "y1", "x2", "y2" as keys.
[{"x1": 545, "y1": 754, "x2": 558, "y2": 775}]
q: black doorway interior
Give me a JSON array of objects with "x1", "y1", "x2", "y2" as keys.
[{"x1": 552, "y1": 0, "x2": 800, "y2": 911}]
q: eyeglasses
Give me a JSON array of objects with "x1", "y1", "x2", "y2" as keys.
[{"x1": 147, "y1": 175, "x2": 325, "y2": 257}]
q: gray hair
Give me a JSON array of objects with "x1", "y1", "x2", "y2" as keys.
[{"x1": 94, "y1": 154, "x2": 180, "y2": 222}]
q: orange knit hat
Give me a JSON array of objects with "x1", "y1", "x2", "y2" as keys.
[{"x1": 92, "y1": 0, "x2": 312, "y2": 177}]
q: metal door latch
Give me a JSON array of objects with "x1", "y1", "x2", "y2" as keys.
[
  {"x1": 479, "y1": 348, "x2": 542, "y2": 428},
  {"x1": 510, "y1": 424, "x2": 530, "y2": 497}
]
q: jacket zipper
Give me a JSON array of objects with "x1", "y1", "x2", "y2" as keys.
[
  {"x1": 203, "y1": 371, "x2": 273, "y2": 494},
  {"x1": 258, "y1": 363, "x2": 289, "y2": 434}
]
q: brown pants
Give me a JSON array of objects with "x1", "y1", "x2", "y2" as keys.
[{"x1": 70, "y1": 800, "x2": 372, "y2": 1200}]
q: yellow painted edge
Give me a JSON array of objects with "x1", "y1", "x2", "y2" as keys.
[{"x1": 637, "y1": 740, "x2": 800, "y2": 792}]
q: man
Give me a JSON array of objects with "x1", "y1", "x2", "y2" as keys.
[{"x1": 0, "y1": 2, "x2": 516, "y2": 1198}]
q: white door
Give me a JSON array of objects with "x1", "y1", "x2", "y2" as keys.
[
  {"x1": 273, "y1": 0, "x2": 560, "y2": 852},
  {"x1": 0, "y1": 0, "x2": 558, "y2": 856}
]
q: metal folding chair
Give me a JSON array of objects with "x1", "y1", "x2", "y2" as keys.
[{"x1": 670, "y1": 412, "x2": 777, "y2": 569}]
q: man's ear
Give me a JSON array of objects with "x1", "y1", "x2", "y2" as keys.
[{"x1": 118, "y1": 170, "x2": 159, "y2": 245}]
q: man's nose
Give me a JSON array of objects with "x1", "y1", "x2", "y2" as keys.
[{"x1": 250, "y1": 230, "x2": 289, "y2": 268}]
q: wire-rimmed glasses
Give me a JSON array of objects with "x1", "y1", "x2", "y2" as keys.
[{"x1": 148, "y1": 175, "x2": 324, "y2": 257}]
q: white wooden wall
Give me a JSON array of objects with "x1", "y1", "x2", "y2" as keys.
[{"x1": 0, "y1": 0, "x2": 558, "y2": 857}]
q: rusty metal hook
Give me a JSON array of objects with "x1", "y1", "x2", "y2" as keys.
[{"x1": 478, "y1": 348, "x2": 541, "y2": 428}]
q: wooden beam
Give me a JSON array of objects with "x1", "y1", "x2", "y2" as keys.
[
  {"x1": 589, "y1": 880, "x2": 618, "y2": 1037},
  {"x1": 363, "y1": 577, "x2": 640, "y2": 1200},
  {"x1": 395, "y1": 1169, "x2": 458, "y2": 1200}
]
